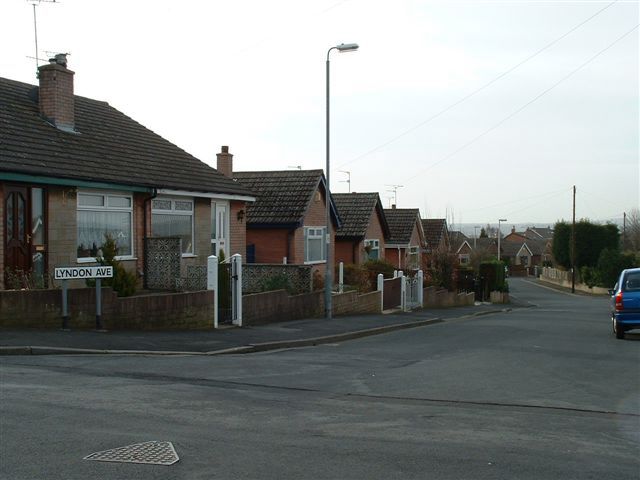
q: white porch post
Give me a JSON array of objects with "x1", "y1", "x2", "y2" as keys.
[{"x1": 207, "y1": 255, "x2": 219, "y2": 329}]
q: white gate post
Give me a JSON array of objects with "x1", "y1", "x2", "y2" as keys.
[
  {"x1": 207, "y1": 255, "x2": 218, "y2": 329},
  {"x1": 417, "y1": 269, "x2": 424, "y2": 307},
  {"x1": 339, "y1": 261, "x2": 344, "y2": 294},
  {"x1": 377, "y1": 273, "x2": 384, "y2": 312},
  {"x1": 401, "y1": 274, "x2": 407, "y2": 312},
  {"x1": 231, "y1": 254, "x2": 243, "y2": 327}
]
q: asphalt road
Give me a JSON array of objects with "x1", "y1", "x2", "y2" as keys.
[{"x1": 1, "y1": 278, "x2": 638, "y2": 479}]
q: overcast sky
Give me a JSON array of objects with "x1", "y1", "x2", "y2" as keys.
[{"x1": 2, "y1": 0, "x2": 638, "y2": 227}]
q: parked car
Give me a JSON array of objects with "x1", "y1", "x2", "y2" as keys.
[{"x1": 609, "y1": 268, "x2": 640, "y2": 339}]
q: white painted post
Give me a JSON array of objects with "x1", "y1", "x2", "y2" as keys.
[
  {"x1": 417, "y1": 269, "x2": 424, "y2": 307},
  {"x1": 401, "y1": 275, "x2": 407, "y2": 312},
  {"x1": 207, "y1": 255, "x2": 218, "y2": 329},
  {"x1": 339, "y1": 261, "x2": 344, "y2": 294},
  {"x1": 231, "y1": 253, "x2": 243, "y2": 327},
  {"x1": 398, "y1": 270, "x2": 404, "y2": 277},
  {"x1": 377, "y1": 273, "x2": 384, "y2": 312},
  {"x1": 283, "y1": 257, "x2": 287, "y2": 264},
  {"x1": 394, "y1": 270, "x2": 398, "y2": 278}
]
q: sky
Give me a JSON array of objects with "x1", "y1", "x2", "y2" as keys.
[{"x1": 1, "y1": 0, "x2": 638, "y2": 229}]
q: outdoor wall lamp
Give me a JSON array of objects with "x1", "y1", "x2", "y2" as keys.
[{"x1": 237, "y1": 209, "x2": 245, "y2": 222}]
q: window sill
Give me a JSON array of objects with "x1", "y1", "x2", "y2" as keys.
[
  {"x1": 77, "y1": 256, "x2": 137, "y2": 264},
  {"x1": 181, "y1": 254, "x2": 197, "y2": 258},
  {"x1": 304, "y1": 260, "x2": 326, "y2": 265}
]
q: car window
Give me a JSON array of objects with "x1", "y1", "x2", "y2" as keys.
[{"x1": 623, "y1": 272, "x2": 640, "y2": 292}]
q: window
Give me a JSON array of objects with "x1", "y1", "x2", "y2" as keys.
[
  {"x1": 364, "y1": 239, "x2": 380, "y2": 261},
  {"x1": 305, "y1": 227, "x2": 326, "y2": 263},
  {"x1": 408, "y1": 246, "x2": 420, "y2": 268},
  {"x1": 77, "y1": 192, "x2": 133, "y2": 260},
  {"x1": 459, "y1": 254, "x2": 470, "y2": 265},
  {"x1": 152, "y1": 198, "x2": 194, "y2": 255},
  {"x1": 520, "y1": 255, "x2": 529, "y2": 266}
]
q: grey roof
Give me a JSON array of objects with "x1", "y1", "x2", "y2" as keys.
[
  {"x1": 384, "y1": 208, "x2": 422, "y2": 245},
  {"x1": 422, "y1": 218, "x2": 449, "y2": 251},
  {"x1": 233, "y1": 169, "x2": 340, "y2": 227},
  {"x1": 0, "y1": 76, "x2": 252, "y2": 196},
  {"x1": 333, "y1": 192, "x2": 389, "y2": 239}
]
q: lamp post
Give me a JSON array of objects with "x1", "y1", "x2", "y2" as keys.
[
  {"x1": 497, "y1": 218, "x2": 507, "y2": 261},
  {"x1": 326, "y1": 42, "x2": 359, "y2": 320},
  {"x1": 473, "y1": 225, "x2": 480, "y2": 249}
]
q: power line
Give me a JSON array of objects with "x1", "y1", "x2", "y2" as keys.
[
  {"x1": 400, "y1": 23, "x2": 639, "y2": 186},
  {"x1": 337, "y1": 0, "x2": 620, "y2": 169}
]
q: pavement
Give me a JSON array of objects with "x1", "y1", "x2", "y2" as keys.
[{"x1": 0, "y1": 302, "x2": 516, "y2": 356}]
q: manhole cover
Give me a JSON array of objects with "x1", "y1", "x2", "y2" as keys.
[{"x1": 84, "y1": 441, "x2": 179, "y2": 466}]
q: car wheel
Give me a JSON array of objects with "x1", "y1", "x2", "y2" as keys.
[{"x1": 614, "y1": 319, "x2": 625, "y2": 339}]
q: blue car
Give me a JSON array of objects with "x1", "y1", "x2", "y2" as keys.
[{"x1": 610, "y1": 268, "x2": 640, "y2": 339}]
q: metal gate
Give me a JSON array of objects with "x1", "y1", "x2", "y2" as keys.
[
  {"x1": 218, "y1": 261, "x2": 233, "y2": 324},
  {"x1": 404, "y1": 273, "x2": 421, "y2": 311},
  {"x1": 216, "y1": 254, "x2": 242, "y2": 326}
]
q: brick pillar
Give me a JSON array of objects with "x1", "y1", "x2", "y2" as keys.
[{"x1": 216, "y1": 146, "x2": 233, "y2": 178}]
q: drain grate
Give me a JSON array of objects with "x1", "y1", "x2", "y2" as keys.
[{"x1": 84, "y1": 441, "x2": 179, "y2": 466}]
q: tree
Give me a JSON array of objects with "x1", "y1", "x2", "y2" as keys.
[
  {"x1": 552, "y1": 220, "x2": 620, "y2": 269},
  {"x1": 479, "y1": 227, "x2": 488, "y2": 238},
  {"x1": 625, "y1": 208, "x2": 640, "y2": 252}
]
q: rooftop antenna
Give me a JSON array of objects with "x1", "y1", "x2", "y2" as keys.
[
  {"x1": 287, "y1": 165, "x2": 302, "y2": 170},
  {"x1": 27, "y1": 0, "x2": 57, "y2": 76},
  {"x1": 385, "y1": 184, "x2": 403, "y2": 206},
  {"x1": 339, "y1": 170, "x2": 351, "y2": 193}
]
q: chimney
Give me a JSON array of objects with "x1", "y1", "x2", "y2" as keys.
[
  {"x1": 511, "y1": 226, "x2": 516, "y2": 234},
  {"x1": 391, "y1": 204, "x2": 396, "y2": 209},
  {"x1": 37, "y1": 54, "x2": 75, "y2": 132},
  {"x1": 216, "y1": 146, "x2": 233, "y2": 177}
]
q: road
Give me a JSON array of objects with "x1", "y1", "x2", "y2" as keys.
[{"x1": 1, "y1": 278, "x2": 638, "y2": 479}]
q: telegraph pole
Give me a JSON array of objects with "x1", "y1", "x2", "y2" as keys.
[{"x1": 571, "y1": 185, "x2": 576, "y2": 293}]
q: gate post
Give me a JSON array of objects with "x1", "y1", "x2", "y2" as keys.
[
  {"x1": 417, "y1": 269, "x2": 424, "y2": 307},
  {"x1": 231, "y1": 254, "x2": 243, "y2": 327},
  {"x1": 339, "y1": 262, "x2": 344, "y2": 294},
  {"x1": 401, "y1": 274, "x2": 407, "y2": 312},
  {"x1": 207, "y1": 255, "x2": 218, "y2": 329},
  {"x1": 377, "y1": 273, "x2": 384, "y2": 313}
]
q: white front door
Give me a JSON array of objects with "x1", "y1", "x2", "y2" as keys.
[{"x1": 211, "y1": 201, "x2": 229, "y2": 258}]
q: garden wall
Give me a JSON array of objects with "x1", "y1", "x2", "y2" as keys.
[
  {"x1": 0, "y1": 288, "x2": 215, "y2": 330},
  {"x1": 540, "y1": 267, "x2": 609, "y2": 295},
  {"x1": 423, "y1": 287, "x2": 475, "y2": 308},
  {"x1": 242, "y1": 289, "x2": 382, "y2": 326}
]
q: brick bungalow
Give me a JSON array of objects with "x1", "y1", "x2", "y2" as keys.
[
  {"x1": 383, "y1": 207, "x2": 426, "y2": 270},
  {"x1": 0, "y1": 55, "x2": 254, "y2": 290},
  {"x1": 333, "y1": 192, "x2": 390, "y2": 265},
  {"x1": 224, "y1": 162, "x2": 340, "y2": 274}
]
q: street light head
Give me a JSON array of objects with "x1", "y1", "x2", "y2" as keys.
[
  {"x1": 336, "y1": 43, "x2": 359, "y2": 52},
  {"x1": 499, "y1": 218, "x2": 507, "y2": 222}
]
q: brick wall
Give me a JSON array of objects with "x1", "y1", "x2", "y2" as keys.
[
  {"x1": 423, "y1": 286, "x2": 474, "y2": 308},
  {"x1": 242, "y1": 288, "x2": 381, "y2": 326},
  {"x1": 335, "y1": 239, "x2": 356, "y2": 264},
  {"x1": 0, "y1": 288, "x2": 215, "y2": 330},
  {"x1": 229, "y1": 200, "x2": 247, "y2": 257},
  {"x1": 365, "y1": 209, "x2": 386, "y2": 261},
  {"x1": 0, "y1": 182, "x2": 4, "y2": 290},
  {"x1": 247, "y1": 228, "x2": 290, "y2": 263}
]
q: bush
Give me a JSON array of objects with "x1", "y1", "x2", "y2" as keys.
[
  {"x1": 260, "y1": 273, "x2": 293, "y2": 294},
  {"x1": 362, "y1": 259, "x2": 396, "y2": 279},
  {"x1": 596, "y1": 248, "x2": 637, "y2": 287},
  {"x1": 91, "y1": 235, "x2": 137, "y2": 297},
  {"x1": 342, "y1": 263, "x2": 372, "y2": 293}
]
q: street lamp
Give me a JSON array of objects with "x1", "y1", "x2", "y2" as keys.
[
  {"x1": 497, "y1": 218, "x2": 507, "y2": 261},
  {"x1": 473, "y1": 225, "x2": 480, "y2": 249},
  {"x1": 326, "y1": 42, "x2": 359, "y2": 320}
]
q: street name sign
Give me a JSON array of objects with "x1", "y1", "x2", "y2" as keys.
[{"x1": 54, "y1": 266, "x2": 113, "y2": 280}]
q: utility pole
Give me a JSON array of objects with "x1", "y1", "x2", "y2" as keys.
[
  {"x1": 623, "y1": 211, "x2": 627, "y2": 250},
  {"x1": 571, "y1": 185, "x2": 576, "y2": 294}
]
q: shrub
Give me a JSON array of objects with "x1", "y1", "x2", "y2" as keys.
[
  {"x1": 342, "y1": 263, "x2": 372, "y2": 293},
  {"x1": 92, "y1": 234, "x2": 137, "y2": 297},
  {"x1": 362, "y1": 259, "x2": 396, "y2": 279},
  {"x1": 260, "y1": 273, "x2": 293, "y2": 294},
  {"x1": 596, "y1": 248, "x2": 637, "y2": 287},
  {"x1": 312, "y1": 270, "x2": 325, "y2": 291}
]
